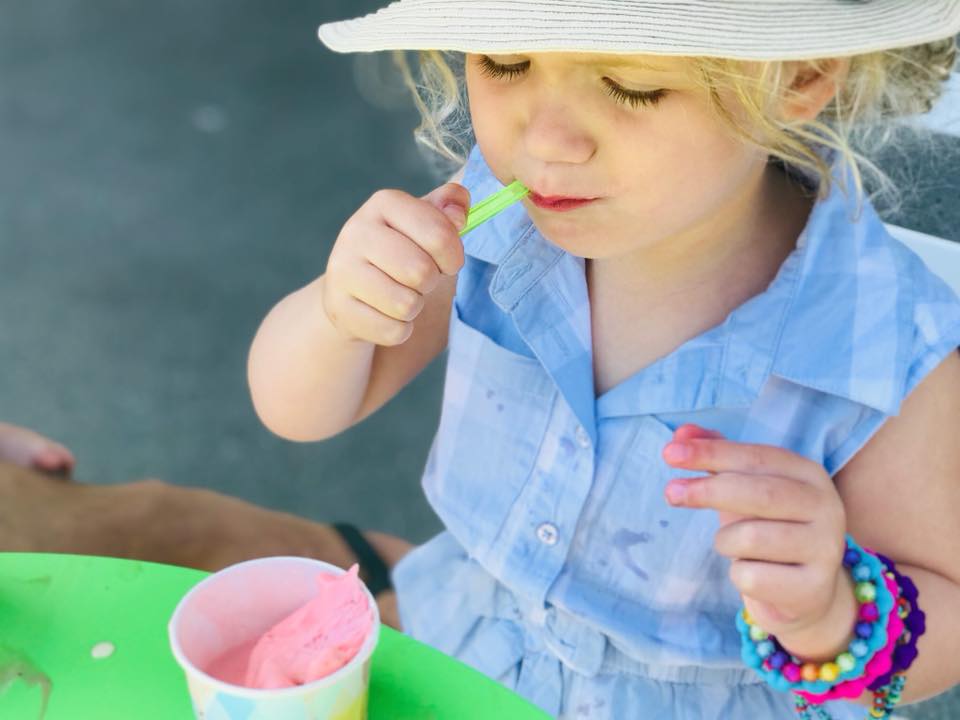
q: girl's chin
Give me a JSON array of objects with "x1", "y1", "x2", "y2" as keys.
[{"x1": 531, "y1": 216, "x2": 603, "y2": 247}]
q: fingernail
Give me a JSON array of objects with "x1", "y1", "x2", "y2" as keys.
[
  {"x1": 664, "y1": 442, "x2": 692, "y2": 462},
  {"x1": 443, "y1": 204, "x2": 467, "y2": 230},
  {"x1": 666, "y1": 483, "x2": 687, "y2": 504}
]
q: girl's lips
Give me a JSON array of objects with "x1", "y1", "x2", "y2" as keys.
[{"x1": 528, "y1": 192, "x2": 598, "y2": 212}]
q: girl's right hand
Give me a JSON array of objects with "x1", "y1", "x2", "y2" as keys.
[{"x1": 322, "y1": 182, "x2": 470, "y2": 346}]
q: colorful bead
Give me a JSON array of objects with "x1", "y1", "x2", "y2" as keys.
[
  {"x1": 801, "y1": 663, "x2": 819, "y2": 682},
  {"x1": 853, "y1": 563, "x2": 873, "y2": 581},
  {"x1": 836, "y1": 652, "x2": 856, "y2": 673},
  {"x1": 850, "y1": 639, "x2": 870, "y2": 658},
  {"x1": 819, "y1": 662, "x2": 840, "y2": 682},
  {"x1": 855, "y1": 581, "x2": 877, "y2": 603},
  {"x1": 749, "y1": 624, "x2": 768, "y2": 641},
  {"x1": 855, "y1": 621, "x2": 874, "y2": 639},
  {"x1": 769, "y1": 651, "x2": 788, "y2": 670},
  {"x1": 783, "y1": 663, "x2": 802, "y2": 683},
  {"x1": 843, "y1": 548, "x2": 861, "y2": 567},
  {"x1": 859, "y1": 602, "x2": 880, "y2": 622},
  {"x1": 756, "y1": 640, "x2": 775, "y2": 658}
]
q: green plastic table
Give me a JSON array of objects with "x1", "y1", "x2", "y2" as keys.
[{"x1": 0, "y1": 553, "x2": 549, "y2": 720}]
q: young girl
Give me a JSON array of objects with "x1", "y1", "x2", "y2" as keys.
[{"x1": 248, "y1": 2, "x2": 960, "y2": 718}]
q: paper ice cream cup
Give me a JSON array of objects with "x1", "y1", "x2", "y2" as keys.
[{"x1": 169, "y1": 557, "x2": 380, "y2": 720}]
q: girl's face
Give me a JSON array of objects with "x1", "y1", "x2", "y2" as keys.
[{"x1": 464, "y1": 52, "x2": 772, "y2": 260}]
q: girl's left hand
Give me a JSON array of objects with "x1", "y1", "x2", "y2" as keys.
[{"x1": 662, "y1": 424, "x2": 852, "y2": 654}]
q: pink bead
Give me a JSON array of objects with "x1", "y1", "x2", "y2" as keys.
[
  {"x1": 762, "y1": 659, "x2": 773, "y2": 672},
  {"x1": 859, "y1": 602, "x2": 880, "y2": 622},
  {"x1": 783, "y1": 663, "x2": 802, "y2": 683}
]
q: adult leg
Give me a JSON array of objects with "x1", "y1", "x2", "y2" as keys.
[{"x1": 0, "y1": 462, "x2": 411, "y2": 627}]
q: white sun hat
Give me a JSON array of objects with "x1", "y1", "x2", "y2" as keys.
[{"x1": 318, "y1": 0, "x2": 960, "y2": 61}]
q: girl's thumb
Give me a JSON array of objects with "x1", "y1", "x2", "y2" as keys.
[{"x1": 424, "y1": 182, "x2": 471, "y2": 231}]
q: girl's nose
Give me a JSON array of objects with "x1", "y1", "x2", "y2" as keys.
[{"x1": 522, "y1": 104, "x2": 597, "y2": 165}]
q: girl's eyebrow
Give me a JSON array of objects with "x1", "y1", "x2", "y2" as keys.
[
  {"x1": 585, "y1": 56, "x2": 672, "y2": 72},
  {"x1": 489, "y1": 52, "x2": 678, "y2": 74},
  {"x1": 518, "y1": 53, "x2": 673, "y2": 72}
]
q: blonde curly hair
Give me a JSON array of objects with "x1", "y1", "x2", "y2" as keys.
[{"x1": 392, "y1": 38, "x2": 957, "y2": 211}]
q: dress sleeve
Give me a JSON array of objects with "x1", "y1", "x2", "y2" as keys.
[{"x1": 824, "y1": 252, "x2": 960, "y2": 475}]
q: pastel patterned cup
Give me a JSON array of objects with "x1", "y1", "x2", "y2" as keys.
[{"x1": 168, "y1": 557, "x2": 380, "y2": 720}]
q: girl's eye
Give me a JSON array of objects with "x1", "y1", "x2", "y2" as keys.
[
  {"x1": 476, "y1": 56, "x2": 667, "y2": 110},
  {"x1": 477, "y1": 55, "x2": 530, "y2": 80},
  {"x1": 602, "y1": 79, "x2": 668, "y2": 109}
]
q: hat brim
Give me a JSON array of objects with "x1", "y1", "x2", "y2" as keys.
[{"x1": 319, "y1": 0, "x2": 960, "y2": 61}]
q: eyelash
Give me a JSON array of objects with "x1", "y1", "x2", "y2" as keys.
[{"x1": 476, "y1": 55, "x2": 668, "y2": 109}]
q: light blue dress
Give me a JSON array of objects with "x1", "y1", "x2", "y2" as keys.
[{"x1": 393, "y1": 145, "x2": 960, "y2": 719}]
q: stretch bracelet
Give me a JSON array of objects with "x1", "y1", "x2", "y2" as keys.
[
  {"x1": 788, "y1": 549, "x2": 925, "y2": 720},
  {"x1": 794, "y1": 673, "x2": 908, "y2": 720},
  {"x1": 869, "y1": 553, "x2": 926, "y2": 689},
  {"x1": 737, "y1": 535, "x2": 895, "y2": 694},
  {"x1": 794, "y1": 568, "x2": 903, "y2": 702}
]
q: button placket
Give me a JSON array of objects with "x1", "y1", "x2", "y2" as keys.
[
  {"x1": 536, "y1": 522, "x2": 559, "y2": 546},
  {"x1": 575, "y1": 425, "x2": 591, "y2": 449}
]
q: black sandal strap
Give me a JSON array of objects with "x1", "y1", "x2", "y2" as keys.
[{"x1": 332, "y1": 523, "x2": 394, "y2": 597}]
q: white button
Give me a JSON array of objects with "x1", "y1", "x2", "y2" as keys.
[
  {"x1": 528, "y1": 604, "x2": 548, "y2": 626},
  {"x1": 536, "y1": 522, "x2": 559, "y2": 546},
  {"x1": 575, "y1": 425, "x2": 591, "y2": 448}
]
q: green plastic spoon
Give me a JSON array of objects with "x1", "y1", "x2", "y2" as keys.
[{"x1": 461, "y1": 180, "x2": 529, "y2": 236}]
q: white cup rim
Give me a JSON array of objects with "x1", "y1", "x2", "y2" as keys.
[{"x1": 168, "y1": 556, "x2": 381, "y2": 698}]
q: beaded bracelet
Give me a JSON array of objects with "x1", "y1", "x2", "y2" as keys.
[
  {"x1": 793, "y1": 672, "x2": 908, "y2": 720},
  {"x1": 794, "y1": 567, "x2": 903, "y2": 702},
  {"x1": 750, "y1": 544, "x2": 925, "y2": 720},
  {"x1": 737, "y1": 535, "x2": 895, "y2": 695}
]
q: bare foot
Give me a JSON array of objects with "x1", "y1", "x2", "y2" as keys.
[{"x1": 0, "y1": 422, "x2": 75, "y2": 477}]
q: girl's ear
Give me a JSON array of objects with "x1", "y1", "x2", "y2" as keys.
[{"x1": 779, "y1": 58, "x2": 851, "y2": 122}]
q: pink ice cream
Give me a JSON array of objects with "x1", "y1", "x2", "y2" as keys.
[{"x1": 206, "y1": 564, "x2": 374, "y2": 689}]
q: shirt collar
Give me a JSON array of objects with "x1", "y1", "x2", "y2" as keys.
[
  {"x1": 460, "y1": 143, "x2": 905, "y2": 417},
  {"x1": 460, "y1": 144, "x2": 534, "y2": 266}
]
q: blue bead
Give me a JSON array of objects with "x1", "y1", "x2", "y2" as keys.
[
  {"x1": 843, "y1": 548, "x2": 862, "y2": 567},
  {"x1": 855, "y1": 621, "x2": 873, "y2": 639},
  {"x1": 756, "y1": 640, "x2": 775, "y2": 658},
  {"x1": 850, "y1": 639, "x2": 870, "y2": 658},
  {"x1": 853, "y1": 563, "x2": 872, "y2": 581},
  {"x1": 769, "y1": 651, "x2": 788, "y2": 670}
]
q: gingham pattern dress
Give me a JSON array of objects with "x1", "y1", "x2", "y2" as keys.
[{"x1": 392, "y1": 145, "x2": 960, "y2": 719}]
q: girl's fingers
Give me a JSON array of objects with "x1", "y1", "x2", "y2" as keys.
[
  {"x1": 663, "y1": 437, "x2": 825, "y2": 484},
  {"x1": 729, "y1": 560, "x2": 810, "y2": 612},
  {"x1": 666, "y1": 472, "x2": 823, "y2": 521},
  {"x1": 422, "y1": 182, "x2": 471, "y2": 227},
  {"x1": 347, "y1": 262, "x2": 426, "y2": 323},
  {"x1": 369, "y1": 189, "x2": 465, "y2": 276},
  {"x1": 713, "y1": 518, "x2": 816, "y2": 564},
  {"x1": 333, "y1": 294, "x2": 414, "y2": 347},
  {"x1": 729, "y1": 561, "x2": 841, "y2": 627},
  {"x1": 672, "y1": 423, "x2": 724, "y2": 443},
  {"x1": 362, "y1": 226, "x2": 442, "y2": 295}
]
